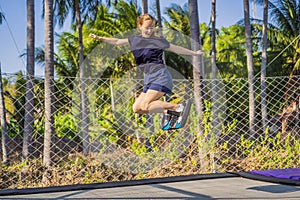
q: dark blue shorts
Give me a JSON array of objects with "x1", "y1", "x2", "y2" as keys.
[{"x1": 143, "y1": 83, "x2": 172, "y2": 94}]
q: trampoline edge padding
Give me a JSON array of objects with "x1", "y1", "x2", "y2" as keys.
[
  {"x1": 236, "y1": 172, "x2": 300, "y2": 186},
  {"x1": 0, "y1": 172, "x2": 237, "y2": 196}
]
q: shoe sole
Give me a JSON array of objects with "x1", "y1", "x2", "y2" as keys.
[{"x1": 179, "y1": 99, "x2": 192, "y2": 128}]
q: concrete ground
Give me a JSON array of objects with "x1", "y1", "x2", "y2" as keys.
[{"x1": 0, "y1": 174, "x2": 300, "y2": 199}]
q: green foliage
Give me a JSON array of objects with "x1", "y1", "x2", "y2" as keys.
[
  {"x1": 97, "y1": 105, "x2": 122, "y2": 143},
  {"x1": 55, "y1": 113, "x2": 78, "y2": 138},
  {"x1": 215, "y1": 25, "x2": 247, "y2": 78},
  {"x1": 2, "y1": 72, "x2": 26, "y2": 137},
  {"x1": 236, "y1": 132, "x2": 300, "y2": 170}
]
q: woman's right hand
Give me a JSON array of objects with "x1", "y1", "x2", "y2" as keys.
[{"x1": 89, "y1": 33, "x2": 102, "y2": 40}]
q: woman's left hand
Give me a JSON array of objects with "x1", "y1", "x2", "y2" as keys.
[{"x1": 195, "y1": 50, "x2": 204, "y2": 55}]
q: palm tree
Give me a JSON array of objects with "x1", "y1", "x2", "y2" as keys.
[
  {"x1": 260, "y1": 0, "x2": 268, "y2": 133},
  {"x1": 0, "y1": 12, "x2": 8, "y2": 165},
  {"x1": 211, "y1": 0, "x2": 221, "y2": 136},
  {"x1": 188, "y1": 0, "x2": 207, "y2": 172},
  {"x1": 44, "y1": 0, "x2": 55, "y2": 167},
  {"x1": 53, "y1": 0, "x2": 102, "y2": 154},
  {"x1": 211, "y1": 0, "x2": 217, "y2": 80},
  {"x1": 188, "y1": 0, "x2": 205, "y2": 134},
  {"x1": 75, "y1": 0, "x2": 90, "y2": 154},
  {"x1": 0, "y1": 65, "x2": 9, "y2": 165},
  {"x1": 23, "y1": 0, "x2": 35, "y2": 162},
  {"x1": 243, "y1": 0, "x2": 256, "y2": 137}
]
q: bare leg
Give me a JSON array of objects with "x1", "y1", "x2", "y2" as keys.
[
  {"x1": 148, "y1": 100, "x2": 177, "y2": 114},
  {"x1": 133, "y1": 89, "x2": 178, "y2": 114}
]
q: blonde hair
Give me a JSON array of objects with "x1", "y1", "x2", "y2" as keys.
[
  {"x1": 136, "y1": 14, "x2": 160, "y2": 38},
  {"x1": 137, "y1": 14, "x2": 156, "y2": 31}
]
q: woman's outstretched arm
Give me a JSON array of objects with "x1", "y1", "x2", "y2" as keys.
[
  {"x1": 89, "y1": 34, "x2": 129, "y2": 46},
  {"x1": 167, "y1": 43, "x2": 204, "y2": 56}
]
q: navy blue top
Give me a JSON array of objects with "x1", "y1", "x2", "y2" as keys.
[
  {"x1": 128, "y1": 35, "x2": 170, "y2": 66},
  {"x1": 128, "y1": 35, "x2": 173, "y2": 93}
]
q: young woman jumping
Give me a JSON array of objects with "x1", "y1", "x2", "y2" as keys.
[{"x1": 90, "y1": 14, "x2": 203, "y2": 129}]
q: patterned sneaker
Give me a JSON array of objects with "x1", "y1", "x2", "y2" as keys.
[
  {"x1": 162, "y1": 113, "x2": 178, "y2": 130},
  {"x1": 162, "y1": 103, "x2": 187, "y2": 130}
]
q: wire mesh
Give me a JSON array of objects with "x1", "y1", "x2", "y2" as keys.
[{"x1": 0, "y1": 73, "x2": 299, "y2": 189}]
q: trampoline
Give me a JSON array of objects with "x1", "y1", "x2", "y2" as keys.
[{"x1": 0, "y1": 171, "x2": 299, "y2": 199}]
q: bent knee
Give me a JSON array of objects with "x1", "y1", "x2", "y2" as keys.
[
  {"x1": 132, "y1": 103, "x2": 149, "y2": 114},
  {"x1": 132, "y1": 105, "x2": 141, "y2": 114}
]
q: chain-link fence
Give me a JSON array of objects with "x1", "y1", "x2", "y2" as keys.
[{"x1": 0, "y1": 73, "x2": 299, "y2": 189}]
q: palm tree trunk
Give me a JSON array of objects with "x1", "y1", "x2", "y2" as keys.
[
  {"x1": 189, "y1": 0, "x2": 208, "y2": 172},
  {"x1": 260, "y1": 0, "x2": 268, "y2": 133},
  {"x1": 23, "y1": 0, "x2": 35, "y2": 162},
  {"x1": 156, "y1": 0, "x2": 162, "y2": 35},
  {"x1": 0, "y1": 65, "x2": 9, "y2": 165},
  {"x1": 44, "y1": 0, "x2": 55, "y2": 167},
  {"x1": 243, "y1": 0, "x2": 256, "y2": 138},
  {"x1": 142, "y1": 0, "x2": 148, "y2": 14},
  {"x1": 188, "y1": 0, "x2": 205, "y2": 134},
  {"x1": 211, "y1": 0, "x2": 220, "y2": 136},
  {"x1": 75, "y1": 0, "x2": 90, "y2": 154}
]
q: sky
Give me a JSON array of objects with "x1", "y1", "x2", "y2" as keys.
[{"x1": 0, "y1": 0, "x2": 261, "y2": 76}]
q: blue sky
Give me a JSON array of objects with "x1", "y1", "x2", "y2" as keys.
[{"x1": 0, "y1": 0, "x2": 260, "y2": 76}]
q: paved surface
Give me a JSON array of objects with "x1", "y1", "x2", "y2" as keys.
[{"x1": 0, "y1": 176, "x2": 300, "y2": 199}]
